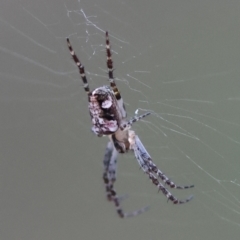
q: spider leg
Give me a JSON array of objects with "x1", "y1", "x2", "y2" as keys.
[
  {"x1": 120, "y1": 112, "x2": 151, "y2": 130},
  {"x1": 103, "y1": 141, "x2": 149, "y2": 218},
  {"x1": 128, "y1": 131, "x2": 193, "y2": 204},
  {"x1": 66, "y1": 38, "x2": 91, "y2": 95},
  {"x1": 105, "y1": 32, "x2": 121, "y2": 101},
  {"x1": 134, "y1": 133, "x2": 194, "y2": 189},
  {"x1": 103, "y1": 141, "x2": 117, "y2": 201},
  {"x1": 105, "y1": 32, "x2": 127, "y2": 119}
]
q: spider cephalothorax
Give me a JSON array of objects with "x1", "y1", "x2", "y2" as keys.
[{"x1": 67, "y1": 32, "x2": 194, "y2": 218}]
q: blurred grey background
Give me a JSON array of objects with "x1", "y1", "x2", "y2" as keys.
[{"x1": 1, "y1": 0, "x2": 240, "y2": 239}]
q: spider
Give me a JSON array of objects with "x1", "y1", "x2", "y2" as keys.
[{"x1": 66, "y1": 32, "x2": 194, "y2": 218}]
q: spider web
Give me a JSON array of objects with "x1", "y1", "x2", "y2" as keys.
[{"x1": 1, "y1": 0, "x2": 240, "y2": 239}]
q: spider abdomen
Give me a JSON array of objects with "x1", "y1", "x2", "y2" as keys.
[{"x1": 89, "y1": 86, "x2": 122, "y2": 136}]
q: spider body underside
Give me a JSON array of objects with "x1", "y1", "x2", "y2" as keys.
[{"x1": 67, "y1": 32, "x2": 194, "y2": 218}]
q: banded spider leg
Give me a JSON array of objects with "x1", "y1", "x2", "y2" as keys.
[
  {"x1": 66, "y1": 38, "x2": 90, "y2": 95},
  {"x1": 129, "y1": 131, "x2": 194, "y2": 204},
  {"x1": 103, "y1": 141, "x2": 149, "y2": 218}
]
